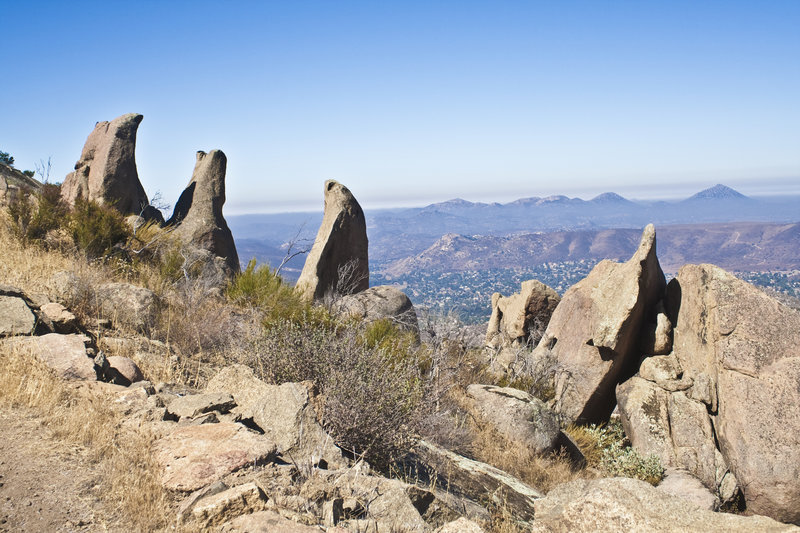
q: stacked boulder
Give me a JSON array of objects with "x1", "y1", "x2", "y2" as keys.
[{"x1": 617, "y1": 264, "x2": 800, "y2": 523}]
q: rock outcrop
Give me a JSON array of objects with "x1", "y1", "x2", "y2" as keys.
[
  {"x1": 619, "y1": 264, "x2": 800, "y2": 524},
  {"x1": 332, "y1": 285, "x2": 420, "y2": 337},
  {"x1": 166, "y1": 150, "x2": 240, "y2": 275},
  {"x1": 530, "y1": 477, "x2": 797, "y2": 532},
  {"x1": 485, "y1": 279, "x2": 560, "y2": 348},
  {"x1": 296, "y1": 180, "x2": 368, "y2": 301},
  {"x1": 60, "y1": 113, "x2": 161, "y2": 221},
  {"x1": 532, "y1": 224, "x2": 665, "y2": 424}
]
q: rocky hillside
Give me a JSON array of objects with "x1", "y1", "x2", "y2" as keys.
[
  {"x1": 2, "y1": 118, "x2": 800, "y2": 532},
  {"x1": 380, "y1": 221, "x2": 800, "y2": 276}
]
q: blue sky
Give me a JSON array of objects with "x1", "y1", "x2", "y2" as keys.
[{"x1": 2, "y1": 1, "x2": 799, "y2": 213}]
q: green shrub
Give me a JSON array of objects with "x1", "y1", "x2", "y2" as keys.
[
  {"x1": 566, "y1": 419, "x2": 664, "y2": 485},
  {"x1": 69, "y1": 198, "x2": 131, "y2": 259},
  {"x1": 227, "y1": 259, "x2": 331, "y2": 328}
]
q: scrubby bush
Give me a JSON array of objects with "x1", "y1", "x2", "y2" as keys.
[
  {"x1": 566, "y1": 419, "x2": 664, "y2": 485},
  {"x1": 247, "y1": 318, "x2": 424, "y2": 471},
  {"x1": 69, "y1": 198, "x2": 132, "y2": 258},
  {"x1": 6, "y1": 183, "x2": 68, "y2": 243},
  {"x1": 227, "y1": 259, "x2": 331, "y2": 328}
]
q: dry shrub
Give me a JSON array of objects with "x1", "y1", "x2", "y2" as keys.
[
  {"x1": 0, "y1": 343, "x2": 174, "y2": 530},
  {"x1": 246, "y1": 319, "x2": 424, "y2": 472}
]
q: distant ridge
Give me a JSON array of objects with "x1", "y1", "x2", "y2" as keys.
[
  {"x1": 686, "y1": 184, "x2": 749, "y2": 201},
  {"x1": 591, "y1": 192, "x2": 634, "y2": 204}
]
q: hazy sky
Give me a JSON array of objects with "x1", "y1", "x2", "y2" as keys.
[{"x1": 3, "y1": 1, "x2": 799, "y2": 213}]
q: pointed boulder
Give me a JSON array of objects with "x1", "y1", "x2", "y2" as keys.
[
  {"x1": 61, "y1": 113, "x2": 159, "y2": 220},
  {"x1": 296, "y1": 180, "x2": 368, "y2": 300},
  {"x1": 167, "y1": 150, "x2": 240, "y2": 275},
  {"x1": 534, "y1": 224, "x2": 665, "y2": 424}
]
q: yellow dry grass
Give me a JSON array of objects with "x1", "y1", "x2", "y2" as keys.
[{"x1": 0, "y1": 342, "x2": 175, "y2": 531}]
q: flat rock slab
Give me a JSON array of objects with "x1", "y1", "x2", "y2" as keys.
[
  {"x1": 154, "y1": 423, "x2": 277, "y2": 492},
  {"x1": 0, "y1": 295, "x2": 36, "y2": 336},
  {"x1": 530, "y1": 477, "x2": 798, "y2": 533},
  {"x1": 219, "y1": 510, "x2": 328, "y2": 532},
  {"x1": 4, "y1": 334, "x2": 96, "y2": 381},
  {"x1": 191, "y1": 482, "x2": 267, "y2": 528},
  {"x1": 166, "y1": 392, "x2": 236, "y2": 420}
]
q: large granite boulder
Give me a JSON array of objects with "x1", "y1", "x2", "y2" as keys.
[
  {"x1": 332, "y1": 285, "x2": 419, "y2": 337},
  {"x1": 166, "y1": 150, "x2": 240, "y2": 275},
  {"x1": 529, "y1": 477, "x2": 797, "y2": 532},
  {"x1": 672, "y1": 264, "x2": 800, "y2": 523},
  {"x1": 95, "y1": 282, "x2": 159, "y2": 332},
  {"x1": 61, "y1": 113, "x2": 160, "y2": 221},
  {"x1": 296, "y1": 180, "x2": 368, "y2": 301},
  {"x1": 532, "y1": 224, "x2": 665, "y2": 424},
  {"x1": 0, "y1": 294, "x2": 36, "y2": 336},
  {"x1": 465, "y1": 384, "x2": 560, "y2": 455},
  {"x1": 485, "y1": 279, "x2": 560, "y2": 348}
]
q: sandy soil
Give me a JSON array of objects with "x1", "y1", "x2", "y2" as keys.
[{"x1": 0, "y1": 409, "x2": 125, "y2": 533}]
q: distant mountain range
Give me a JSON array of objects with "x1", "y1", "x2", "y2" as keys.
[{"x1": 227, "y1": 184, "x2": 800, "y2": 279}]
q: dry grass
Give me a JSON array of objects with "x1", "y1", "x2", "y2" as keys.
[{"x1": 0, "y1": 342, "x2": 175, "y2": 531}]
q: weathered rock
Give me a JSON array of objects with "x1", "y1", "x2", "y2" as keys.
[
  {"x1": 329, "y1": 473, "x2": 430, "y2": 532},
  {"x1": 532, "y1": 224, "x2": 665, "y2": 424},
  {"x1": 434, "y1": 518, "x2": 485, "y2": 533},
  {"x1": 413, "y1": 440, "x2": 542, "y2": 521},
  {"x1": 485, "y1": 279, "x2": 560, "y2": 348},
  {"x1": 0, "y1": 295, "x2": 36, "y2": 336},
  {"x1": 95, "y1": 282, "x2": 158, "y2": 332},
  {"x1": 3, "y1": 333, "x2": 96, "y2": 380},
  {"x1": 616, "y1": 377, "x2": 718, "y2": 490},
  {"x1": 39, "y1": 302, "x2": 77, "y2": 333},
  {"x1": 530, "y1": 477, "x2": 797, "y2": 533},
  {"x1": 296, "y1": 180, "x2": 368, "y2": 301},
  {"x1": 657, "y1": 468, "x2": 719, "y2": 511},
  {"x1": 465, "y1": 384, "x2": 560, "y2": 454},
  {"x1": 638, "y1": 353, "x2": 681, "y2": 383},
  {"x1": 106, "y1": 355, "x2": 144, "y2": 384},
  {"x1": 60, "y1": 113, "x2": 160, "y2": 220},
  {"x1": 219, "y1": 511, "x2": 327, "y2": 532},
  {"x1": 166, "y1": 392, "x2": 236, "y2": 420},
  {"x1": 333, "y1": 285, "x2": 419, "y2": 337},
  {"x1": 664, "y1": 264, "x2": 800, "y2": 523},
  {"x1": 190, "y1": 482, "x2": 267, "y2": 528},
  {"x1": 639, "y1": 301, "x2": 673, "y2": 355},
  {"x1": 207, "y1": 366, "x2": 346, "y2": 469},
  {"x1": 154, "y1": 423, "x2": 277, "y2": 491},
  {"x1": 166, "y1": 150, "x2": 239, "y2": 275}
]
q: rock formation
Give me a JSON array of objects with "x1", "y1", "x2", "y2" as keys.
[
  {"x1": 485, "y1": 279, "x2": 560, "y2": 348},
  {"x1": 166, "y1": 150, "x2": 240, "y2": 275},
  {"x1": 529, "y1": 477, "x2": 796, "y2": 532},
  {"x1": 61, "y1": 113, "x2": 161, "y2": 221},
  {"x1": 296, "y1": 180, "x2": 368, "y2": 301},
  {"x1": 532, "y1": 224, "x2": 665, "y2": 424},
  {"x1": 618, "y1": 264, "x2": 800, "y2": 524},
  {"x1": 333, "y1": 285, "x2": 420, "y2": 337}
]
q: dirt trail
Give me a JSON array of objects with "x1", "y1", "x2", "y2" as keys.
[{"x1": 0, "y1": 409, "x2": 124, "y2": 533}]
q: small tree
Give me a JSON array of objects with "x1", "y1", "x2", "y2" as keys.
[{"x1": 0, "y1": 150, "x2": 14, "y2": 167}]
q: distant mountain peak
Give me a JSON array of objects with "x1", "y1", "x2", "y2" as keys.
[
  {"x1": 591, "y1": 192, "x2": 631, "y2": 204},
  {"x1": 688, "y1": 184, "x2": 749, "y2": 201}
]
